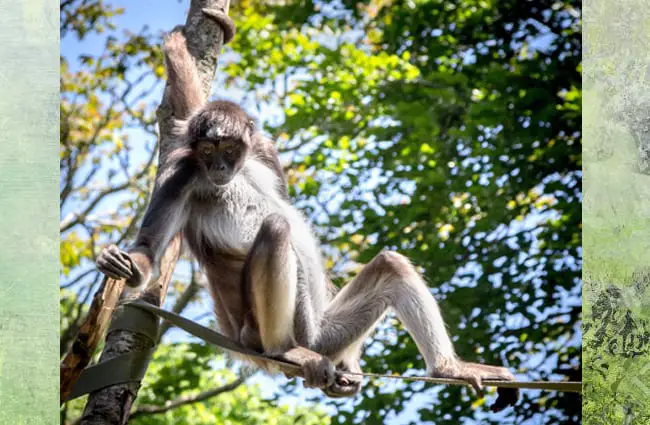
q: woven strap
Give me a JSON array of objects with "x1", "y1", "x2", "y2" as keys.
[{"x1": 67, "y1": 348, "x2": 155, "y2": 400}]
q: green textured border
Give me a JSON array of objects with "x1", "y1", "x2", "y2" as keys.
[
  {"x1": 583, "y1": 0, "x2": 650, "y2": 421},
  {"x1": 0, "y1": 1, "x2": 59, "y2": 424}
]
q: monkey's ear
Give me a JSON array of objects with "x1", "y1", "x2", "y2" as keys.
[{"x1": 246, "y1": 119, "x2": 257, "y2": 139}]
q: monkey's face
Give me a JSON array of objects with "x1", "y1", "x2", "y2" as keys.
[
  {"x1": 194, "y1": 138, "x2": 248, "y2": 185},
  {"x1": 187, "y1": 100, "x2": 256, "y2": 186}
]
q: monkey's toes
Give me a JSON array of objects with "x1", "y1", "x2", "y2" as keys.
[
  {"x1": 323, "y1": 373, "x2": 362, "y2": 398},
  {"x1": 463, "y1": 375, "x2": 484, "y2": 396},
  {"x1": 302, "y1": 357, "x2": 335, "y2": 389}
]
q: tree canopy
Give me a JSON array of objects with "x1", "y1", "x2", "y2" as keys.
[
  {"x1": 60, "y1": 1, "x2": 582, "y2": 424},
  {"x1": 582, "y1": 0, "x2": 650, "y2": 423}
]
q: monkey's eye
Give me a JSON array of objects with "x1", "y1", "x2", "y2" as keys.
[
  {"x1": 220, "y1": 141, "x2": 235, "y2": 156},
  {"x1": 197, "y1": 141, "x2": 215, "y2": 157}
]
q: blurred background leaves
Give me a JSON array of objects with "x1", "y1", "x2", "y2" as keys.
[{"x1": 60, "y1": 0, "x2": 581, "y2": 424}]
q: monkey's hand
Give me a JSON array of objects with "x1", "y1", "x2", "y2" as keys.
[
  {"x1": 96, "y1": 244, "x2": 144, "y2": 288},
  {"x1": 431, "y1": 361, "x2": 518, "y2": 410}
]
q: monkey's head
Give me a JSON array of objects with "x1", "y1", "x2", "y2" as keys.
[{"x1": 188, "y1": 100, "x2": 255, "y2": 186}]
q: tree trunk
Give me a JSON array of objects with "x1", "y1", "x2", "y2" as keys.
[{"x1": 78, "y1": 1, "x2": 231, "y2": 423}]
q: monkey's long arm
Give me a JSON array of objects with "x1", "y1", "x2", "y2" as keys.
[
  {"x1": 163, "y1": 31, "x2": 204, "y2": 119},
  {"x1": 97, "y1": 157, "x2": 195, "y2": 287}
]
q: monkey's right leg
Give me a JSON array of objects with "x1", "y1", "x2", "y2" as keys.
[
  {"x1": 241, "y1": 213, "x2": 337, "y2": 390},
  {"x1": 314, "y1": 251, "x2": 516, "y2": 396}
]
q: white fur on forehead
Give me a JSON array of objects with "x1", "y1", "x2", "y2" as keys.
[
  {"x1": 206, "y1": 117, "x2": 240, "y2": 139},
  {"x1": 192, "y1": 100, "x2": 251, "y2": 140}
]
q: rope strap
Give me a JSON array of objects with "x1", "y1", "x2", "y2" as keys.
[
  {"x1": 66, "y1": 300, "x2": 581, "y2": 401},
  {"x1": 129, "y1": 301, "x2": 582, "y2": 393}
]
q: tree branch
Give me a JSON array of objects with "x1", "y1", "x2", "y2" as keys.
[
  {"x1": 128, "y1": 375, "x2": 246, "y2": 419},
  {"x1": 60, "y1": 144, "x2": 157, "y2": 233}
]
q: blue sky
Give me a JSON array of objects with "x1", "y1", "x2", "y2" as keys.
[{"x1": 61, "y1": 2, "x2": 580, "y2": 424}]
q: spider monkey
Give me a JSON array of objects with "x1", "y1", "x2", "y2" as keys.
[{"x1": 97, "y1": 29, "x2": 517, "y2": 404}]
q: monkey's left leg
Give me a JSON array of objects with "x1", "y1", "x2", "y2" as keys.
[
  {"x1": 314, "y1": 251, "x2": 515, "y2": 396},
  {"x1": 241, "y1": 213, "x2": 337, "y2": 390}
]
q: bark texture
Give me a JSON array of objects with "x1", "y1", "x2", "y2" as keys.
[{"x1": 60, "y1": 276, "x2": 126, "y2": 403}]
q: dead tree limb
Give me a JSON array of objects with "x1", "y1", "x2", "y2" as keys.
[
  {"x1": 77, "y1": 236, "x2": 181, "y2": 425},
  {"x1": 60, "y1": 276, "x2": 126, "y2": 403}
]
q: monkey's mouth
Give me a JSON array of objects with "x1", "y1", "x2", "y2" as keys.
[{"x1": 208, "y1": 175, "x2": 234, "y2": 186}]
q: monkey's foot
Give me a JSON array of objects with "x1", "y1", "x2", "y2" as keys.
[
  {"x1": 273, "y1": 347, "x2": 337, "y2": 389},
  {"x1": 302, "y1": 356, "x2": 336, "y2": 389},
  {"x1": 323, "y1": 362, "x2": 363, "y2": 398},
  {"x1": 431, "y1": 361, "x2": 518, "y2": 410},
  {"x1": 202, "y1": 8, "x2": 236, "y2": 44}
]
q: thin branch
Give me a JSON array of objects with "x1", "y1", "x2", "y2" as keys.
[
  {"x1": 60, "y1": 181, "x2": 132, "y2": 232},
  {"x1": 60, "y1": 149, "x2": 76, "y2": 205},
  {"x1": 60, "y1": 268, "x2": 98, "y2": 290},
  {"x1": 60, "y1": 153, "x2": 155, "y2": 233},
  {"x1": 130, "y1": 376, "x2": 246, "y2": 419}
]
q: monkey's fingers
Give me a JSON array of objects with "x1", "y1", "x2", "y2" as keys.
[
  {"x1": 97, "y1": 248, "x2": 134, "y2": 279},
  {"x1": 119, "y1": 250, "x2": 138, "y2": 271},
  {"x1": 163, "y1": 29, "x2": 187, "y2": 53},
  {"x1": 466, "y1": 376, "x2": 484, "y2": 397},
  {"x1": 118, "y1": 250, "x2": 144, "y2": 281},
  {"x1": 97, "y1": 257, "x2": 133, "y2": 280}
]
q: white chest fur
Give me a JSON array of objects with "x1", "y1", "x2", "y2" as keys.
[
  {"x1": 185, "y1": 158, "x2": 281, "y2": 255},
  {"x1": 182, "y1": 157, "x2": 329, "y2": 313},
  {"x1": 183, "y1": 157, "x2": 326, "y2": 295}
]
